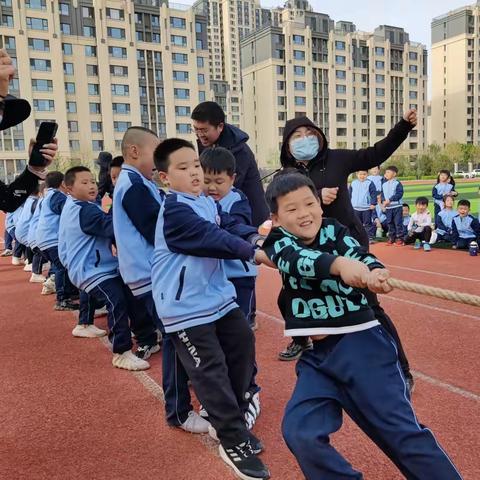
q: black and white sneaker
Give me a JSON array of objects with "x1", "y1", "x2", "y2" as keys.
[
  {"x1": 219, "y1": 441, "x2": 270, "y2": 480},
  {"x1": 135, "y1": 343, "x2": 161, "y2": 360},
  {"x1": 54, "y1": 300, "x2": 80, "y2": 311},
  {"x1": 278, "y1": 339, "x2": 312, "y2": 361},
  {"x1": 244, "y1": 391, "x2": 260, "y2": 429}
]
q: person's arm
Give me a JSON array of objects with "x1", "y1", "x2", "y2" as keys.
[
  {"x1": 346, "y1": 119, "x2": 414, "y2": 173},
  {"x1": 50, "y1": 191, "x2": 67, "y2": 215},
  {"x1": 122, "y1": 183, "x2": 160, "y2": 246},
  {"x1": 471, "y1": 217, "x2": 480, "y2": 237},
  {"x1": 0, "y1": 169, "x2": 39, "y2": 213},
  {"x1": 79, "y1": 203, "x2": 114, "y2": 239},
  {"x1": 163, "y1": 199, "x2": 255, "y2": 260},
  {"x1": 227, "y1": 196, "x2": 253, "y2": 226},
  {"x1": 218, "y1": 204, "x2": 260, "y2": 242},
  {"x1": 390, "y1": 182, "x2": 404, "y2": 202},
  {"x1": 432, "y1": 184, "x2": 443, "y2": 201}
]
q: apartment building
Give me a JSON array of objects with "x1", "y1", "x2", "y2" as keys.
[
  {"x1": 0, "y1": 0, "x2": 209, "y2": 182},
  {"x1": 241, "y1": 2, "x2": 427, "y2": 168},
  {"x1": 431, "y1": 4, "x2": 480, "y2": 147}
]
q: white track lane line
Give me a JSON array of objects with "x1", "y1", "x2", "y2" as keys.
[
  {"x1": 385, "y1": 264, "x2": 480, "y2": 283},
  {"x1": 256, "y1": 310, "x2": 480, "y2": 402}
]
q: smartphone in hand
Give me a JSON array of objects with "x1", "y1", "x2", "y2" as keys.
[{"x1": 29, "y1": 121, "x2": 58, "y2": 167}]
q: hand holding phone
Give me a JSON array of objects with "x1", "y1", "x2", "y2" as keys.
[{"x1": 29, "y1": 121, "x2": 58, "y2": 167}]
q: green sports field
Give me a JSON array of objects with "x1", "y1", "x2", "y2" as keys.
[{"x1": 402, "y1": 180, "x2": 480, "y2": 218}]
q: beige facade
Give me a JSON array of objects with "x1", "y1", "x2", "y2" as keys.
[
  {"x1": 0, "y1": 0, "x2": 210, "y2": 182},
  {"x1": 431, "y1": 4, "x2": 480, "y2": 147},
  {"x1": 241, "y1": 8, "x2": 427, "y2": 169}
]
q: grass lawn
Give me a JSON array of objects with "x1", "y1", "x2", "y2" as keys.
[{"x1": 403, "y1": 180, "x2": 480, "y2": 217}]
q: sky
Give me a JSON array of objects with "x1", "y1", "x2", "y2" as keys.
[{"x1": 182, "y1": 0, "x2": 473, "y2": 48}]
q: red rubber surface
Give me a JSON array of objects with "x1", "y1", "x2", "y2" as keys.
[{"x1": 1, "y1": 230, "x2": 479, "y2": 479}]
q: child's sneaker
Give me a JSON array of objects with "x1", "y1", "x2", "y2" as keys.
[
  {"x1": 0, "y1": 249, "x2": 12, "y2": 257},
  {"x1": 41, "y1": 277, "x2": 56, "y2": 295},
  {"x1": 72, "y1": 324, "x2": 107, "y2": 338},
  {"x1": 29, "y1": 273, "x2": 46, "y2": 283},
  {"x1": 219, "y1": 441, "x2": 270, "y2": 480},
  {"x1": 413, "y1": 239, "x2": 421, "y2": 249},
  {"x1": 394, "y1": 239, "x2": 405, "y2": 246},
  {"x1": 23, "y1": 262, "x2": 32, "y2": 272},
  {"x1": 278, "y1": 339, "x2": 312, "y2": 361},
  {"x1": 112, "y1": 350, "x2": 150, "y2": 371},
  {"x1": 386, "y1": 239, "x2": 394, "y2": 246},
  {"x1": 135, "y1": 343, "x2": 161, "y2": 360},
  {"x1": 54, "y1": 300, "x2": 80, "y2": 311},
  {"x1": 179, "y1": 410, "x2": 210, "y2": 434},
  {"x1": 244, "y1": 391, "x2": 261, "y2": 430},
  {"x1": 11, "y1": 256, "x2": 22, "y2": 265},
  {"x1": 209, "y1": 427, "x2": 264, "y2": 455},
  {"x1": 94, "y1": 306, "x2": 108, "y2": 318},
  {"x1": 423, "y1": 242, "x2": 431, "y2": 252}
]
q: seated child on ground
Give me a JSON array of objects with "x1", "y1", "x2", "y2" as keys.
[
  {"x1": 402, "y1": 203, "x2": 411, "y2": 238},
  {"x1": 451, "y1": 199, "x2": 480, "y2": 249},
  {"x1": 431, "y1": 194, "x2": 456, "y2": 245},
  {"x1": 404, "y1": 197, "x2": 433, "y2": 250},
  {"x1": 256, "y1": 172, "x2": 461, "y2": 480}
]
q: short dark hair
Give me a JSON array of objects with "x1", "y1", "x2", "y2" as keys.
[
  {"x1": 64, "y1": 166, "x2": 91, "y2": 187},
  {"x1": 402, "y1": 203, "x2": 409, "y2": 209},
  {"x1": 191, "y1": 101, "x2": 225, "y2": 127},
  {"x1": 385, "y1": 166, "x2": 398, "y2": 174},
  {"x1": 266, "y1": 172, "x2": 319, "y2": 214},
  {"x1": 443, "y1": 193, "x2": 455, "y2": 202},
  {"x1": 110, "y1": 155, "x2": 124, "y2": 169},
  {"x1": 45, "y1": 171, "x2": 64, "y2": 189},
  {"x1": 357, "y1": 170, "x2": 368, "y2": 174},
  {"x1": 458, "y1": 199, "x2": 471, "y2": 208},
  {"x1": 200, "y1": 147, "x2": 236, "y2": 176},
  {"x1": 415, "y1": 196, "x2": 429, "y2": 206},
  {"x1": 154, "y1": 138, "x2": 195, "y2": 173}
]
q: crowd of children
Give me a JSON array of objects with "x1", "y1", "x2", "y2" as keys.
[
  {"x1": 1, "y1": 127, "x2": 465, "y2": 480},
  {"x1": 349, "y1": 166, "x2": 480, "y2": 251}
]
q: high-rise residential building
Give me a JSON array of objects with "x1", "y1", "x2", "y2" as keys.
[
  {"x1": 431, "y1": 4, "x2": 480, "y2": 147},
  {"x1": 241, "y1": 1, "x2": 428, "y2": 168},
  {"x1": 0, "y1": 0, "x2": 209, "y2": 182}
]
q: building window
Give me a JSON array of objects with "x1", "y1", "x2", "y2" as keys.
[
  {"x1": 375, "y1": 74, "x2": 384, "y2": 83},
  {"x1": 86, "y1": 64, "x2": 98, "y2": 76},
  {"x1": 26, "y1": 17, "x2": 48, "y2": 30},
  {"x1": 173, "y1": 71, "x2": 189, "y2": 82},
  {"x1": 174, "y1": 88, "x2": 190, "y2": 99},
  {"x1": 335, "y1": 41, "x2": 346, "y2": 50},
  {"x1": 85, "y1": 46, "x2": 97, "y2": 57},
  {"x1": 197, "y1": 57, "x2": 205, "y2": 68},
  {"x1": 277, "y1": 80, "x2": 285, "y2": 90},
  {"x1": 409, "y1": 65, "x2": 418, "y2": 73},
  {"x1": 110, "y1": 65, "x2": 128, "y2": 76},
  {"x1": 276, "y1": 65, "x2": 285, "y2": 75},
  {"x1": 83, "y1": 26, "x2": 96, "y2": 37},
  {"x1": 335, "y1": 55, "x2": 346, "y2": 65},
  {"x1": 336, "y1": 70, "x2": 346, "y2": 80},
  {"x1": 91, "y1": 121, "x2": 102, "y2": 133},
  {"x1": 376, "y1": 115, "x2": 385, "y2": 123},
  {"x1": 82, "y1": 6, "x2": 94, "y2": 18},
  {"x1": 336, "y1": 99, "x2": 347, "y2": 108},
  {"x1": 336, "y1": 113, "x2": 347, "y2": 122},
  {"x1": 336, "y1": 128, "x2": 347, "y2": 136},
  {"x1": 409, "y1": 78, "x2": 418, "y2": 86},
  {"x1": 294, "y1": 96, "x2": 306, "y2": 106},
  {"x1": 294, "y1": 81, "x2": 306, "y2": 90},
  {"x1": 106, "y1": 8, "x2": 124, "y2": 20},
  {"x1": 171, "y1": 35, "x2": 187, "y2": 47},
  {"x1": 196, "y1": 40, "x2": 205, "y2": 50},
  {"x1": 66, "y1": 101, "x2": 77, "y2": 113},
  {"x1": 136, "y1": 31, "x2": 144, "y2": 42},
  {"x1": 376, "y1": 88, "x2": 385, "y2": 96},
  {"x1": 62, "y1": 43, "x2": 72, "y2": 55},
  {"x1": 107, "y1": 27, "x2": 125, "y2": 39},
  {"x1": 198, "y1": 74, "x2": 205, "y2": 84},
  {"x1": 65, "y1": 82, "x2": 75, "y2": 94},
  {"x1": 114, "y1": 121, "x2": 131, "y2": 132},
  {"x1": 375, "y1": 101, "x2": 385, "y2": 110},
  {"x1": 30, "y1": 58, "x2": 51, "y2": 71},
  {"x1": 92, "y1": 140, "x2": 104, "y2": 151},
  {"x1": 195, "y1": 22, "x2": 203, "y2": 33},
  {"x1": 60, "y1": 23, "x2": 71, "y2": 34},
  {"x1": 59, "y1": 2, "x2": 69, "y2": 15},
  {"x1": 112, "y1": 103, "x2": 130, "y2": 114},
  {"x1": 111, "y1": 84, "x2": 129, "y2": 96},
  {"x1": 375, "y1": 46, "x2": 385, "y2": 56},
  {"x1": 277, "y1": 96, "x2": 285, "y2": 106},
  {"x1": 376, "y1": 129, "x2": 385, "y2": 136},
  {"x1": 409, "y1": 51, "x2": 418, "y2": 61},
  {"x1": 67, "y1": 121, "x2": 78, "y2": 132},
  {"x1": 199, "y1": 91, "x2": 206, "y2": 102},
  {"x1": 1, "y1": 14, "x2": 13, "y2": 27},
  {"x1": 88, "y1": 83, "x2": 99, "y2": 95},
  {"x1": 336, "y1": 84, "x2": 347, "y2": 94},
  {"x1": 294, "y1": 66, "x2": 305, "y2": 76},
  {"x1": 176, "y1": 124, "x2": 191, "y2": 134},
  {"x1": 32, "y1": 79, "x2": 53, "y2": 92},
  {"x1": 28, "y1": 38, "x2": 49, "y2": 51},
  {"x1": 63, "y1": 62, "x2": 74, "y2": 75},
  {"x1": 170, "y1": 17, "x2": 186, "y2": 29},
  {"x1": 175, "y1": 106, "x2": 191, "y2": 116},
  {"x1": 375, "y1": 60, "x2": 384, "y2": 69},
  {"x1": 293, "y1": 35, "x2": 304, "y2": 45},
  {"x1": 4, "y1": 36, "x2": 15, "y2": 49},
  {"x1": 33, "y1": 99, "x2": 54, "y2": 112},
  {"x1": 109, "y1": 46, "x2": 127, "y2": 58},
  {"x1": 409, "y1": 91, "x2": 418, "y2": 99},
  {"x1": 69, "y1": 140, "x2": 80, "y2": 151},
  {"x1": 294, "y1": 50, "x2": 305, "y2": 60},
  {"x1": 26, "y1": 0, "x2": 46, "y2": 9},
  {"x1": 89, "y1": 102, "x2": 101, "y2": 114},
  {"x1": 172, "y1": 53, "x2": 188, "y2": 64}
]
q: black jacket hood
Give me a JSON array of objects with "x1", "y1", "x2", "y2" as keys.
[{"x1": 280, "y1": 116, "x2": 328, "y2": 168}]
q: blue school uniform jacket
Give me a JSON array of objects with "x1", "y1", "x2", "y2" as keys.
[
  {"x1": 112, "y1": 164, "x2": 163, "y2": 296},
  {"x1": 58, "y1": 197, "x2": 118, "y2": 292},
  {"x1": 219, "y1": 188, "x2": 258, "y2": 279},
  {"x1": 436, "y1": 209, "x2": 456, "y2": 236},
  {"x1": 27, "y1": 198, "x2": 42, "y2": 249},
  {"x1": 5, "y1": 210, "x2": 17, "y2": 234},
  {"x1": 36, "y1": 188, "x2": 67, "y2": 251},
  {"x1": 432, "y1": 183, "x2": 454, "y2": 207},
  {"x1": 373, "y1": 204, "x2": 386, "y2": 224},
  {"x1": 452, "y1": 214, "x2": 480, "y2": 241},
  {"x1": 151, "y1": 191, "x2": 259, "y2": 333},
  {"x1": 367, "y1": 174, "x2": 383, "y2": 195},
  {"x1": 14, "y1": 196, "x2": 38, "y2": 246},
  {"x1": 349, "y1": 179, "x2": 377, "y2": 211},
  {"x1": 381, "y1": 179, "x2": 403, "y2": 209}
]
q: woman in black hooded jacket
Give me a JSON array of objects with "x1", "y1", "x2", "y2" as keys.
[{"x1": 276, "y1": 109, "x2": 417, "y2": 390}]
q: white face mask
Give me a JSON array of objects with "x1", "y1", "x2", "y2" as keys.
[{"x1": 290, "y1": 135, "x2": 320, "y2": 162}]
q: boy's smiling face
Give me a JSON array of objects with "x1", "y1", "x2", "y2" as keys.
[
  {"x1": 271, "y1": 186, "x2": 323, "y2": 245},
  {"x1": 159, "y1": 147, "x2": 204, "y2": 196},
  {"x1": 458, "y1": 205, "x2": 470, "y2": 217},
  {"x1": 68, "y1": 171, "x2": 98, "y2": 202},
  {"x1": 203, "y1": 170, "x2": 235, "y2": 201}
]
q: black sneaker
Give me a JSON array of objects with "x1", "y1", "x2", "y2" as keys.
[
  {"x1": 54, "y1": 300, "x2": 80, "y2": 311},
  {"x1": 135, "y1": 343, "x2": 161, "y2": 360},
  {"x1": 278, "y1": 339, "x2": 312, "y2": 361},
  {"x1": 219, "y1": 441, "x2": 270, "y2": 480},
  {"x1": 247, "y1": 431, "x2": 264, "y2": 455}
]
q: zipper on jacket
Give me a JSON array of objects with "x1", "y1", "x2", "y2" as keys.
[
  {"x1": 240, "y1": 260, "x2": 250, "y2": 273},
  {"x1": 175, "y1": 266, "x2": 186, "y2": 301},
  {"x1": 94, "y1": 249, "x2": 101, "y2": 268}
]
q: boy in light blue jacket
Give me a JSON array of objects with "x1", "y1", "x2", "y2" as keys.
[
  {"x1": 349, "y1": 170, "x2": 377, "y2": 241},
  {"x1": 152, "y1": 139, "x2": 270, "y2": 480},
  {"x1": 381, "y1": 166, "x2": 404, "y2": 245},
  {"x1": 59, "y1": 166, "x2": 149, "y2": 371}
]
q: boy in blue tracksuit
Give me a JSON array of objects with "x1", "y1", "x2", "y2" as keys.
[
  {"x1": 36, "y1": 171, "x2": 78, "y2": 310},
  {"x1": 58, "y1": 166, "x2": 153, "y2": 371},
  {"x1": 200, "y1": 146, "x2": 261, "y2": 429},
  {"x1": 451, "y1": 199, "x2": 480, "y2": 249},
  {"x1": 381, "y1": 165, "x2": 404, "y2": 245},
  {"x1": 113, "y1": 127, "x2": 202, "y2": 433},
  {"x1": 258, "y1": 172, "x2": 461, "y2": 480},
  {"x1": 349, "y1": 170, "x2": 377, "y2": 241},
  {"x1": 402, "y1": 203, "x2": 411, "y2": 237},
  {"x1": 152, "y1": 138, "x2": 270, "y2": 480},
  {"x1": 432, "y1": 195, "x2": 456, "y2": 244}
]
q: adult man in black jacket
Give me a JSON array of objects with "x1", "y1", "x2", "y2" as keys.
[{"x1": 191, "y1": 101, "x2": 269, "y2": 227}]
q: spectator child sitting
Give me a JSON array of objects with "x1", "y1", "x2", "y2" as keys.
[
  {"x1": 404, "y1": 197, "x2": 433, "y2": 251},
  {"x1": 432, "y1": 170, "x2": 456, "y2": 223},
  {"x1": 451, "y1": 199, "x2": 480, "y2": 250},
  {"x1": 431, "y1": 194, "x2": 456, "y2": 245},
  {"x1": 402, "y1": 203, "x2": 411, "y2": 238},
  {"x1": 373, "y1": 204, "x2": 388, "y2": 237}
]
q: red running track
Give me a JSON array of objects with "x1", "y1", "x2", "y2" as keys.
[{"x1": 0, "y1": 243, "x2": 479, "y2": 479}]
